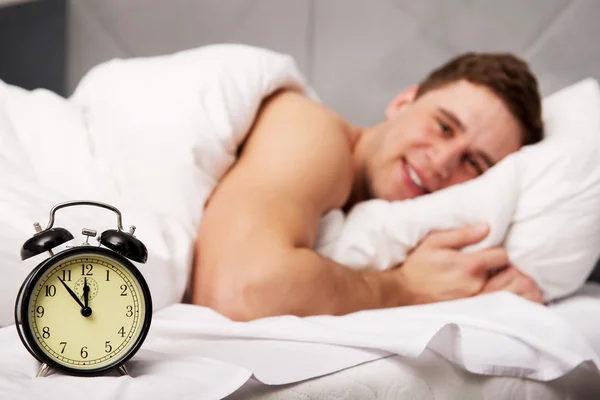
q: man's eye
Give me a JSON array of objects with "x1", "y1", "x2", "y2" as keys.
[
  {"x1": 439, "y1": 121, "x2": 453, "y2": 137},
  {"x1": 464, "y1": 155, "x2": 483, "y2": 175}
]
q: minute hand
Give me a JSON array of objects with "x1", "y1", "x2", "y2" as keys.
[{"x1": 58, "y1": 277, "x2": 85, "y2": 309}]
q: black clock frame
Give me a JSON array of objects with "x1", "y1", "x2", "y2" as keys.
[{"x1": 14, "y1": 246, "x2": 153, "y2": 376}]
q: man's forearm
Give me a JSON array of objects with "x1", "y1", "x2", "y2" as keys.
[{"x1": 225, "y1": 248, "x2": 407, "y2": 320}]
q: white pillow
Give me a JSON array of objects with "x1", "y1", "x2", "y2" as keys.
[
  {"x1": 506, "y1": 78, "x2": 600, "y2": 300},
  {"x1": 0, "y1": 80, "x2": 196, "y2": 328},
  {"x1": 321, "y1": 78, "x2": 600, "y2": 302}
]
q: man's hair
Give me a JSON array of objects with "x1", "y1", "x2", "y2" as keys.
[{"x1": 416, "y1": 52, "x2": 544, "y2": 146}]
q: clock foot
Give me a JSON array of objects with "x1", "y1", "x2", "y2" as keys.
[
  {"x1": 36, "y1": 363, "x2": 50, "y2": 378},
  {"x1": 117, "y1": 365, "x2": 129, "y2": 376}
]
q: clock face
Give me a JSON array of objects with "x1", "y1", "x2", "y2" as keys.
[{"x1": 20, "y1": 248, "x2": 151, "y2": 373}]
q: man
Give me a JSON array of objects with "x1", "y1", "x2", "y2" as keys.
[{"x1": 191, "y1": 52, "x2": 545, "y2": 321}]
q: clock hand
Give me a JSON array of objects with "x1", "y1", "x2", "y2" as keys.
[
  {"x1": 58, "y1": 277, "x2": 85, "y2": 308},
  {"x1": 83, "y1": 278, "x2": 89, "y2": 308},
  {"x1": 57, "y1": 277, "x2": 92, "y2": 317}
]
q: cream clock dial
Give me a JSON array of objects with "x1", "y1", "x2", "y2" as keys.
[
  {"x1": 26, "y1": 251, "x2": 149, "y2": 371},
  {"x1": 15, "y1": 200, "x2": 152, "y2": 377}
]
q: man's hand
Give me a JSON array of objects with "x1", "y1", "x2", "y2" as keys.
[
  {"x1": 481, "y1": 265, "x2": 544, "y2": 303},
  {"x1": 396, "y1": 223, "x2": 509, "y2": 304}
]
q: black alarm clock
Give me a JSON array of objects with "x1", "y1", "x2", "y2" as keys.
[{"x1": 14, "y1": 200, "x2": 153, "y2": 377}]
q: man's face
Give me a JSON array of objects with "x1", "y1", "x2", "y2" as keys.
[{"x1": 364, "y1": 80, "x2": 522, "y2": 201}]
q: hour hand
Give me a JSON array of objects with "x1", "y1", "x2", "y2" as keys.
[
  {"x1": 58, "y1": 277, "x2": 85, "y2": 308},
  {"x1": 83, "y1": 278, "x2": 90, "y2": 308}
]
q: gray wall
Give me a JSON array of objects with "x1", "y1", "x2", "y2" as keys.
[
  {"x1": 2, "y1": 1, "x2": 599, "y2": 126},
  {"x1": 0, "y1": 0, "x2": 66, "y2": 95},
  {"x1": 66, "y1": 0, "x2": 600, "y2": 126}
]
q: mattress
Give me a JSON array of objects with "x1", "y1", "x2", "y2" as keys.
[{"x1": 224, "y1": 283, "x2": 600, "y2": 400}]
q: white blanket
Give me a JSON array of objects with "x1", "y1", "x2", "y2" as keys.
[{"x1": 0, "y1": 44, "x2": 599, "y2": 396}]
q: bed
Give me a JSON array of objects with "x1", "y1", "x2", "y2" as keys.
[
  {"x1": 224, "y1": 283, "x2": 600, "y2": 400},
  {"x1": 1, "y1": 1, "x2": 600, "y2": 399}
]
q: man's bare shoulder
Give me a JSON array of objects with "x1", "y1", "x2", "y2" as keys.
[
  {"x1": 254, "y1": 89, "x2": 349, "y2": 128},
  {"x1": 247, "y1": 90, "x2": 355, "y2": 151},
  {"x1": 235, "y1": 89, "x2": 357, "y2": 211}
]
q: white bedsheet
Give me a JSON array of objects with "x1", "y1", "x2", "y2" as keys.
[
  {"x1": 224, "y1": 350, "x2": 600, "y2": 400},
  {"x1": 548, "y1": 282, "x2": 600, "y2": 358},
  {"x1": 223, "y1": 283, "x2": 600, "y2": 400},
  {"x1": 145, "y1": 291, "x2": 600, "y2": 383}
]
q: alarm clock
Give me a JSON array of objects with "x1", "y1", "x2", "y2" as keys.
[{"x1": 14, "y1": 200, "x2": 152, "y2": 377}]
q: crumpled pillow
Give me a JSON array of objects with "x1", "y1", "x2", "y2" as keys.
[
  {"x1": 0, "y1": 80, "x2": 195, "y2": 328},
  {"x1": 318, "y1": 78, "x2": 600, "y2": 302}
]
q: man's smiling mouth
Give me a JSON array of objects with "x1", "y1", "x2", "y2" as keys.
[{"x1": 404, "y1": 161, "x2": 429, "y2": 194}]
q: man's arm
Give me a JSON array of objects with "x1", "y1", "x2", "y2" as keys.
[{"x1": 191, "y1": 90, "x2": 405, "y2": 321}]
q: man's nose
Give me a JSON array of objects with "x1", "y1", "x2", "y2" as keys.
[{"x1": 427, "y1": 140, "x2": 466, "y2": 182}]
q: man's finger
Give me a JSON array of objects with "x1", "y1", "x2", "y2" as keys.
[
  {"x1": 502, "y1": 277, "x2": 530, "y2": 295},
  {"x1": 424, "y1": 223, "x2": 489, "y2": 249},
  {"x1": 466, "y1": 247, "x2": 509, "y2": 277},
  {"x1": 481, "y1": 266, "x2": 518, "y2": 292},
  {"x1": 522, "y1": 290, "x2": 544, "y2": 304},
  {"x1": 505, "y1": 274, "x2": 544, "y2": 304},
  {"x1": 484, "y1": 269, "x2": 544, "y2": 304}
]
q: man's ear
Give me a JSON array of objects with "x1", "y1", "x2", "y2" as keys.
[{"x1": 385, "y1": 85, "x2": 419, "y2": 120}]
